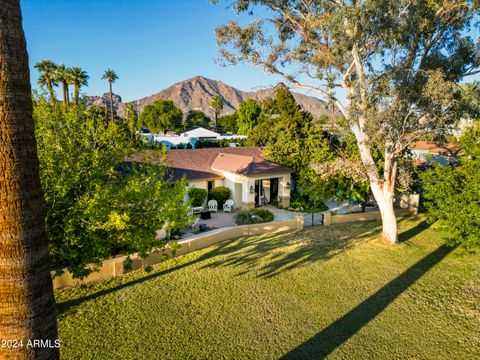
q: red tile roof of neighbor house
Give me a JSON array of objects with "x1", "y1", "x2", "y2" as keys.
[
  {"x1": 411, "y1": 141, "x2": 461, "y2": 156},
  {"x1": 127, "y1": 147, "x2": 292, "y2": 181}
]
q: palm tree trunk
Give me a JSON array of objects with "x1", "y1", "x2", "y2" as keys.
[
  {"x1": 46, "y1": 77, "x2": 57, "y2": 105},
  {"x1": 74, "y1": 83, "x2": 79, "y2": 109},
  {"x1": 0, "y1": 2, "x2": 59, "y2": 359},
  {"x1": 109, "y1": 81, "x2": 114, "y2": 123},
  {"x1": 65, "y1": 83, "x2": 70, "y2": 109},
  {"x1": 62, "y1": 80, "x2": 69, "y2": 111}
]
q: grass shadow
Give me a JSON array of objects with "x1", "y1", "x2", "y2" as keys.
[
  {"x1": 57, "y1": 218, "x2": 431, "y2": 316},
  {"x1": 398, "y1": 219, "x2": 432, "y2": 243},
  {"x1": 202, "y1": 221, "x2": 384, "y2": 278},
  {"x1": 281, "y1": 243, "x2": 456, "y2": 360},
  {"x1": 56, "y1": 239, "x2": 238, "y2": 315}
]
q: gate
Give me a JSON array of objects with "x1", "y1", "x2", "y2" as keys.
[{"x1": 303, "y1": 212, "x2": 324, "y2": 227}]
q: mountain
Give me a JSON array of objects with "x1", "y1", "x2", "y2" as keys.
[
  {"x1": 133, "y1": 76, "x2": 333, "y2": 119},
  {"x1": 88, "y1": 76, "x2": 333, "y2": 119}
]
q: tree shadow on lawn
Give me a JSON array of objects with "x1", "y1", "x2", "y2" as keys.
[
  {"x1": 398, "y1": 219, "x2": 432, "y2": 243},
  {"x1": 280, "y1": 242, "x2": 456, "y2": 360},
  {"x1": 201, "y1": 221, "x2": 385, "y2": 278},
  {"x1": 56, "y1": 218, "x2": 428, "y2": 315},
  {"x1": 56, "y1": 238, "x2": 240, "y2": 315}
]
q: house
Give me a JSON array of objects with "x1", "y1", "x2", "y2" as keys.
[
  {"x1": 410, "y1": 141, "x2": 461, "y2": 167},
  {"x1": 129, "y1": 147, "x2": 292, "y2": 209},
  {"x1": 140, "y1": 127, "x2": 247, "y2": 149},
  {"x1": 180, "y1": 127, "x2": 221, "y2": 140}
]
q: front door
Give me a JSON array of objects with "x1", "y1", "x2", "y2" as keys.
[
  {"x1": 254, "y1": 180, "x2": 261, "y2": 206},
  {"x1": 270, "y1": 178, "x2": 279, "y2": 202}
]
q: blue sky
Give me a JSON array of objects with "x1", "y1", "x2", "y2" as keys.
[
  {"x1": 21, "y1": 0, "x2": 280, "y2": 102},
  {"x1": 21, "y1": 0, "x2": 480, "y2": 103}
]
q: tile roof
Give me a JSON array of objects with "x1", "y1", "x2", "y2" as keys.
[
  {"x1": 127, "y1": 147, "x2": 292, "y2": 181},
  {"x1": 411, "y1": 141, "x2": 461, "y2": 155}
]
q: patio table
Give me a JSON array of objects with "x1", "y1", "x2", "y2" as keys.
[{"x1": 200, "y1": 209, "x2": 211, "y2": 220}]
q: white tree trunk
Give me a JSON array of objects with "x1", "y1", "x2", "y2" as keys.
[
  {"x1": 351, "y1": 122, "x2": 398, "y2": 244},
  {"x1": 370, "y1": 181, "x2": 398, "y2": 244}
]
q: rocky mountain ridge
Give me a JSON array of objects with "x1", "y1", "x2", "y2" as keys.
[{"x1": 87, "y1": 75, "x2": 333, "y2": 119}]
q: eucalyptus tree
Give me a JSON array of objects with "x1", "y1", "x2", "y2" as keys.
[
  {"x1": 211, "y1": 94, "x2": 224, "y2": 131},
  {"x1": 214, "y1": 0, "x2": 480, "y2": 243},
  {"x1": 102, "y1": 69, "x2": 119, "y2": 123},
  {"x1": 34, "y1": 59, "x2": 58, "y2": 104},
  {"x1": 0, "y1": 1, "x2": 59, "y2": 358},
  {"x1": 68, "y1": 66, "x2": 89, "y2": 109}
]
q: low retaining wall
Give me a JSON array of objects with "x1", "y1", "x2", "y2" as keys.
[
  {"x1": 52, "y1": 217, "x2": 304, "y2": 289},
  {"x1": 323, "y1": 208, "x2": 417, "y2": 226}
]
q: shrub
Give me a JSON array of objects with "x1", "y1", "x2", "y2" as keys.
[
  {"x1": 188, "y1": 187, "x2": 207, "y2": 207},
  {"x1": 209, "y1": 186, "x2": 231, "y2": 206},
  {"x1": 235, "y1": 208, "x2": 274, "y2": 225},
  {"x1": 250, "y1": 209, "x2": 274, "y2": 222}
]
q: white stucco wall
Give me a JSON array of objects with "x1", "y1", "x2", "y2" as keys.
[
  {"x1": 186, "y1": 171, "x2": 291, "y2": 209},
  {"x1": 188, "y1": 180, "x2": 208, "y2": 190}
]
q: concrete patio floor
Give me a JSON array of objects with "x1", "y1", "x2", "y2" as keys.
[{"x1": 183, "y1": 201, "x2": 379, "y2": 237}]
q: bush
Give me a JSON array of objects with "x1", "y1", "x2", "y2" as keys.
[
  {"x1": 235, "y1": 208, "x2": 274, "y2": 225},
  {"x1": 209, "y1": 186, "x2": 231, "y2": 206},
  {"x1": 188, "y1": 187, "x2": 207, "y2": 207},
  {"x1": 250, "y1": 209, "x2": 274, "y2": 222}
]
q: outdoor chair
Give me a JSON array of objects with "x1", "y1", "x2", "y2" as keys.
[
  {"x1": 223, "y1": 199, "x2": 234, "y2": 213},
  {"x1": 208, "y1": 200, "x2": 218, "y2": 213}
]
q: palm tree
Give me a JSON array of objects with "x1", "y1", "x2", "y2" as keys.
[
  {"x1": 54, "y1": 64, "x2": 71, "y2": 111},
  {"x1": 34, "y1": 59, "x2": 58, "y2": 104},
  {"x1": 102, "y1": 69, "x2": 118, "y2": 123},
  {"x1": 0, "y1": 2, "x2": 59, "y2": 359},
  {"x1": 211, "y1": 94, "x2": 224, "y2": 132},
  {"x1": 68, "y1": 67, "x2": 89, "y2": 109}
]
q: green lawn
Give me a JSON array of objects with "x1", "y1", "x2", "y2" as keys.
[{"x1": 56, "y1": 216, "x2": 480, "y2": 359}]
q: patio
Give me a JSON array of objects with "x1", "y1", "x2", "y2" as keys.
[{"x1": 182, "y1": 206, "x2": 309, "y2": 238}]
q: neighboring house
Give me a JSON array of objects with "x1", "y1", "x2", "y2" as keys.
[
  {"x1": 129, "y1": 147, "x2": 292, "y2": 209},
  {"x1": 410, "y1": 141, "x2": 461, "y2": 167},
  {"x1": 140, "y1": 127, "x2": 247, "y2": 149},
  {"x1": 180, "y1": 127, "x2": 221, "y2": 140}
]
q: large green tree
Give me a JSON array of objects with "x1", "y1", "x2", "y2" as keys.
[
  {"x1": 0, "y1": 2, "x2": 58, "y2": 358},
  {"x1": 34, "y1": 97, "x2": 190, "y2": 278},
  {"x1": 139, "y1": 99, "x2": 183, "y2": 133},
  {"x1": 214, "y1": 0, "x2": 480, "y2": 243},
  {"x1": 217, "y1": 113, "x2": 238, "y2": 133},
  {"x1": 236, "y1": 99, "x2": 261, "y2": 135},
  {"x1": 421, "y1": 124, "x2": 480, "y2": 251},
  {"x1": 249, "y1": 86, "x2": 336, "y2": 208},
  {"x1": 185, "y1": 110, "x2": 211, "y2": 129}
]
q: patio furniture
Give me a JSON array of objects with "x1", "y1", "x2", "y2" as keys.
[
  {"x1": 208, "y1": 200, "x2": 218, "y2": 213},
  {"x1": 223, "y1": 199, "x2": 234, "y2": 213},
  {"x1": 192, "y1": 206, "x2": 204, "y2": 214},
  {"x1": 200, "y1": 209, "x2": 211, "y2": 220}
]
